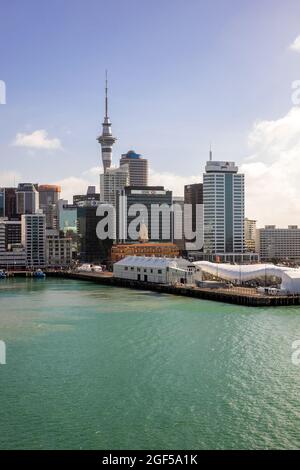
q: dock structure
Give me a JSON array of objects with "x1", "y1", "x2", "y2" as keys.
[
  {"x1": 41, "y1": 271, "x2": 300, "y2": 307},
  {"x1": 3, "y1": 270, "x2": 300, "y2": 306}
]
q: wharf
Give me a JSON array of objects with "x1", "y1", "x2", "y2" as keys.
[{"x1": 44, "y1": 271, "x2": 300, "y2": 307}]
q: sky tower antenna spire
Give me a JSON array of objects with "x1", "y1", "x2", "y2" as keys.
[
  {"x1": 97, "y1": 70, "x2": 116, "y2": 173},
  {"x1": 105, "y1": 69, "x2": 108, "y2": 118}
]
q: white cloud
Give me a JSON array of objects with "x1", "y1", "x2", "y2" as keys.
[
  {"x1": 13, "y1": 129, "x2": 62, "y2": 150},
  {"x1": 241, "y1": 107, "x2": 300, "y2": 227},
  {"x1": 0, "y1": 171, "x2": 21, "y2": 187},
  {"x1": 290, "y1": 35, "x2": 300, "y2": 52},
  {"x1": 149, "y1": 107, "x2": 300, "y2": 227},
  {"x1": 150, "y1": 168, "x2": 201, "y2": 196},
  {"x1": 54, "y1": 176, "x2": 94, "y2": 203},
  {"x1": 82, "y1": 166, "x2": 102, "y2": 177},
  {"x1": 54, "y1": 166, "x2": 102, "y2": 202}
]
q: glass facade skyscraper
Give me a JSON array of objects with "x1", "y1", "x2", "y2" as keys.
[
  {"x1": 77, "y1": 206, "x2": 111, "y2": 263},
  {"x1": 116, "y1": 186, "x2": 173, "y2": 243},
  {"x1": 203, "y1": 161, "x2": 245, "y2": 255},
  {"x1": 0, "y1": 188, "x2": 18, "y2": 220},
  {"x1": 16, "y1": 183, "x2": 39, "y2": 215},
  {"x1": 38, "y1": 184, "x2": 61, "y2": 229}
]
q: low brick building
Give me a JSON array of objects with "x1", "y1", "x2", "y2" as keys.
[{"x1": 111, "y1": 242, "x2": 180, "y2": 264}]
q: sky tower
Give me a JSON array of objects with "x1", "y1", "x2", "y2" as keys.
[{"x1": 97, "y1": 71, "x2": 116, "y2": 173}]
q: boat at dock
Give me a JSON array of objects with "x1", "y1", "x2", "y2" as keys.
[
  {"x1": 0, "y1": 270, "x2": 6, "y2": 279},
  {"x1": 33, "y1": 269, "x2": 46, "y2": 279}
]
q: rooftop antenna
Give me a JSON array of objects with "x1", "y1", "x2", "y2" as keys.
[{"x1": 209, "y1": 142, "x2": 213, "y2": 161}]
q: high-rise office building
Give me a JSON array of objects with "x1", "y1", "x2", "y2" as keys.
[
  {"x1": 245, "y1": 218, "x2": 257, "y2": 253},
  {"x1": 3, "y1": 188, "x2": 18, "y2": 219},
  {"x1": 120, "y1": 150, "x2": 148, "y2": 186},
  {"x1": 0, "y1": 218, "x2": 26, "y2": 269},
  {"x1": 56, "y1": 199, "x2": 78, "y2": 259},
  {"x1": 0, "y1": 219, "x2": 5, "y2": 252},
  {"x1": 0, "y1": 190, "x2": 4, "y2": 218},
  {"x1": 184, "y1": 184, "x2": 203, "y2": 233},
  {"x1": 21, "y1": 212, "x2": 46, "y2": 267},
  {"x1": 57, "y1": 199, "x2": 77, "y2": 235},
  {"x1": 46, "y1": 229, "x2": 72, "y2": 267},
  {"x1": 0, "y1": 187, "x2": 18, "y2": 220},
  {"x1": 172, "y1": 196, "x2": 185, "y2": 252},
  {"x1": 97, "y1": 72, "x2": 116, "y2": 173},
  {"x1": 116, "y1": 185, "x2": 173, "y2": 243},
  {"x1": 203, "y1": 159, "x2": 245, "y2": 256},
  {"x1": 77, "y1": 206, "x2": 112, "y2": 263},
  {"x1": 184, "y1": 183, "x2": 203, "y2": 252},
  {"x1": 5, "y1": 220, "x2": 21, "y2": 247},
  {"x1": 73, "y1": 186, "x2": 100, "y2": 207},
  {"x1": 100, "y1": 164, "x2": 129, "y2": 206},
  {"x1": 0, "y1": 218, "x2": 21, "y2": 248},
  {"x1": 257, "y1": 225, "x2": 300, "y2": 262},
  {"x1": 39, "y1": 184, "x2": 61, "y2": 229},
  {"x1": 16, "y1": 183, "x2": 39, "y2": 215}
]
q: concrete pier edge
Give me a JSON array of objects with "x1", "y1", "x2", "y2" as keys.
[{"x1": 39, "y1": 271, "x2": 300, "y2": 308}]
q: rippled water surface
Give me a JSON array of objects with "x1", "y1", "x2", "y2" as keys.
[{"x1": 0, "y1": 278, "x2": 300, "y2": 449}]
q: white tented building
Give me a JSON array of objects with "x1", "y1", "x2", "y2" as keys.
[
  {"x1": 195, "y1": 260, "x2": 300, "y2": 294},
  {"x1": 113, "y1": 256, "x2": 201, "y2": 285},
  {"x1": 280, "y1": 270, "x2": 300, "y2": 294}
]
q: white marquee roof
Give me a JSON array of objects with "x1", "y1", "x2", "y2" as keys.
[{"x1": 195, "y1": 261, "x2": 300, "y2": 285}]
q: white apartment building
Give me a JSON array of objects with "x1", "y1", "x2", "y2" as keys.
[
  {"x1": 21, "y1": 213, "x2": 46, "y2": 267},
  {"x1": 100, "y1": 164, "x2": 129, "y2": 206},
  {"x1": 203, "y1": 160, "x2": 245, "y2": 256},
  {"x1": 245, "y1": 218, "x2": 257, "y2": 253},
  {"x1": 257, "y1": 225, "x2": 300, "y2": 262},
  {"x1": 46, "y1": 229, "x2": 72, "y2": 267}
]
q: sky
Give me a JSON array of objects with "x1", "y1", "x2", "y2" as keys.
[{"x1": 1, "y1": 0, "x2": 300, "y2": 226}]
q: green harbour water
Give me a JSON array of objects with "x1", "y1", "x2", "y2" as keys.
[{"x1": 0, "y1": 277, "x2": 300, "y2": 450}]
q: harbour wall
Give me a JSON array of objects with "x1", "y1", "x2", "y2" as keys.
[{"x1": 42, "y1": 271, "x2": 300, "y2": 307}]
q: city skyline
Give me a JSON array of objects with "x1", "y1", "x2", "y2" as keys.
[
  {"x1": 2, "y1": 2, "x2": 300, "y2": 458},
  {"x1": 1, "y1": 0, "x2": 300, "y2": 226}
]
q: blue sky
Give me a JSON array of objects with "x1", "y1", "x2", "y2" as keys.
[{"x1": 1, "y1": 0, "x2": 300, "y2": 223}]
